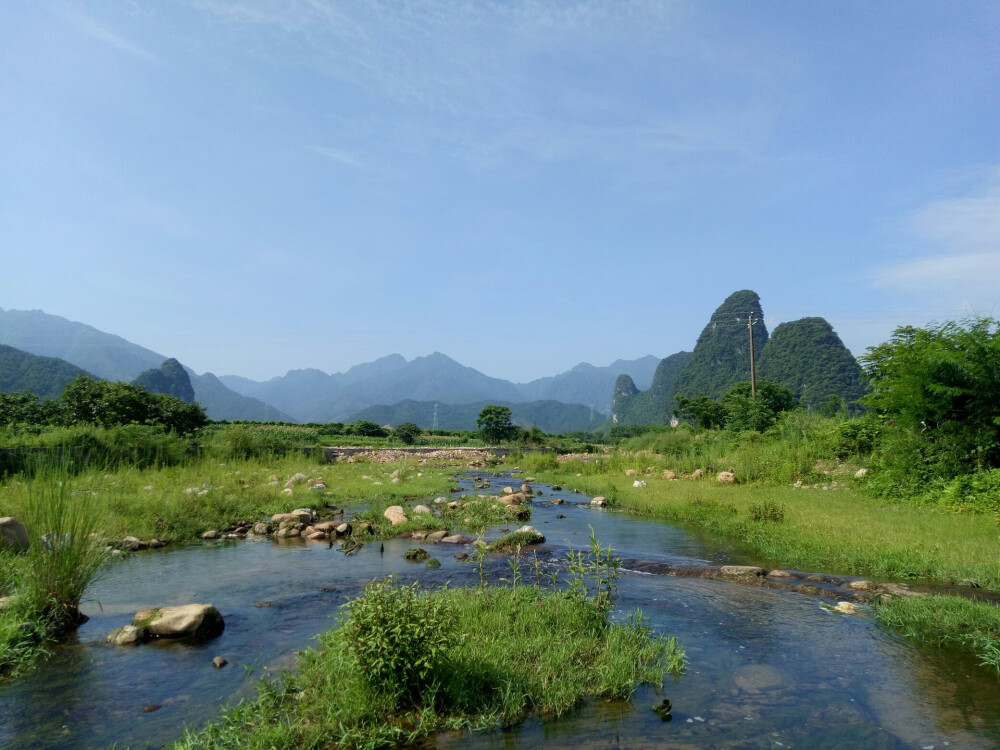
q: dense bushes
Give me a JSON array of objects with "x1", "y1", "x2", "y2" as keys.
[{"x1": 1, "y1": 376, "x2": 207, "y2": 435}]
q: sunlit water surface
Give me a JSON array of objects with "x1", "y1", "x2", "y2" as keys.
[{"x1": 2, "y1": 475, "x2": 998, "y2": 749}]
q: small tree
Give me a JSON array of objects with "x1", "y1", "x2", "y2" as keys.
[
  {"x1": 350, "y1": 420, "x2": 389, "y2": 438},
  {"x1": 477, "y1": 405, "x2": 516, "y2": 444},
  {"x1": 674, "y1": 394, "x2": 726, "y2": 430},
  {"x1": 393, "y1": 422, "x2": 421, "y2": 445},
  {"x1": 722, "y1": 381, "x2": 796, "y2": 432}
]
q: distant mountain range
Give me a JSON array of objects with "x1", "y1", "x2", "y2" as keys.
[
  {"x1": 219, "y1": 354, "x2": 658, "y2": 423},
  {"x1": 0, "y1": 307, "x2": 293, "y2": 421},
  {"x1": 0, "y1": 306, "x2": 657, "y2": 426}
]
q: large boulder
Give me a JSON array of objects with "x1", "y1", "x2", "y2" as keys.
[
  {"x1": 384, "y1": 506, "x2": 409, "y2": 527},
  {"x1": 132, "y1": 604, "x2": 225, "y2": 639},
  {"x1": 0, "y1": 517, "x2": 28, "y2": 552}
]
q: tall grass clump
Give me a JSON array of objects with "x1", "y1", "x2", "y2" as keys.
[
  {"x1": 171, "y1": 537, "x2": 684, "y2": 750},
  {"x1": 19, "y1": 471, "x2": 109, "y2": 632},
  {"x1": 875, "y1": 595, "x2": 1000, "y2": 673}
]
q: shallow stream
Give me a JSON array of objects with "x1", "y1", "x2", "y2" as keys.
[{"x1": 2, "y1": 475, "x2": 999, "y2": 749}]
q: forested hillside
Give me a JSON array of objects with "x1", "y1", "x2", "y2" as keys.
[
  {"x1": 756, "y1": 317, "x2": 865, "y2": 411},
  {"x1": 0, "y1": 344, "x2": 93, "y2": 399}
]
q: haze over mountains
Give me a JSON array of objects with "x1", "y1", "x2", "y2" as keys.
[
  {"x1": 1, "y1": 295, "x2": 864, "y2": 431},
  {"x1": 219, "y1": 354, "x2": 659, "y2": 423},
  {"x1": 0, "y1": 306, "x2": 657, "y2": 430}
]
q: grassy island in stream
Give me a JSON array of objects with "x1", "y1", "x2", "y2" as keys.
[{"x1": 172, "y1": 541, "x2": 684, "y2": 750}]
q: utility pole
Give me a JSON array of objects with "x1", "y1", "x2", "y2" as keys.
[{"x1": 747, "y1": 313, "x2": 757, "y2": 397}]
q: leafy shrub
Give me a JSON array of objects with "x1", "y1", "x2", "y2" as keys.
[
  {"x1": 392, "y1": 422, "x2": 421, "y2": 445},
  {"x1": 747, "y1": 500, "x2": 785, "y2": 523},
  {"x1": 939, "y1": 470, "x2": 1000, "y2": 515},
  {"x1": 342, "y1": 577, "x2": 455, "y2": 706}
]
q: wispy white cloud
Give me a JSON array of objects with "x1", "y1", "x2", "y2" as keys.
[
  {"x1": 310, "y1": 145, "x2": 369, "y2": 170},
  {"x1": 874, "y1": 169, "x2": 1000, "y2": 291},
  {"x1": 187, "y1": 0, "x2": 779, "y2": 172},
  {"x1": 57, "y1": 8, "x2": 160, "y2": 63}
]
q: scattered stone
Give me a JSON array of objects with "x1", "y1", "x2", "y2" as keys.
[
  {"x1": 284, "y1": 480, "x2": 296, "y2": 489},
  {"x1": 848, "y1": 580, "x2": 874, "y2": 591},
  {"x1": 768, "y1": 570, "x2": 795, "y2": 578},
  {"x1": 252, "y1": 522, "x2": 270, "y2": 536},
  {"x1": 691, "y1": 469, "x2": 703, "y2": 479},
  {"x1": 878, "y1": 582, "x2": 922, "y2": 598},
  {"x1": 551, "y1": 498, "x2": 565, "y2": 505},
  {"x1": 384, "y1": 506, "x2": 409, "y2": 527},
  {"x1": 716, "y1": 471, "x2": 736, "y2": 485},
  {"x1": 425, "y1": 558, "x2": 441, "y2": 569},
  {"x1": 652, "y1": 698, "x2": 672, "y2": 721},
  {"x1": 404, "y1": 548, "x2": 430, "y2": 563},
  {"x1": 661, "y1": 470, "x2": 677, "y2": 480},
  {"x1": 433, "y1": 496, "x2": 448, "y2": 504},
  {"x1": 282, "y1": 488, "x2": 294, "y2": 495},
  {"x1": 551, "y1": 485, "x2": 562, "y2": 491},
  {"x1": 0, "y1": 517, "x2": 29, "y2": 552},
  {"x1": 625, "y1": 469, "x2": 638, "y2": 476},
  {"x1": 720, "y1": 565, "x2": 766, "y2": 578},
  {"x1": 213, "y1": 656, "x2": 228, "y2": 669},
  {"x1": 633, "y1": 480, "x2": 647, "y2": 488},
  {"x1": 268, "y1": 474, "x2": 279, "y2": 482},
  {"x1": 306, "y1": 532, "x2": 327, "y2": 541},
  {"x1": 335, "y1": 522, "x2": 351, "y2": 536},
  {"x1": 833, "y1": 601, "x2": 860, "y2": 615},
  {"x1": 142, "y1": 704, "x2": 161, "y2": 714},
  {"x1": 309, "y1": 483, "x2": 326, "y2": 491},
  {"x1": 426, "y1": 530, "x2": 449, "y2": 543},
  {"x1": 132, "y1": 604, "x2": 225, "y2": 639},
  {"x1": 590, "y1": 496, "x2": 607, "y2": 508},
  {"x1": 149, "y1": 539, "x2": 167, "y2": 549},
  {"x1": 107, "y1": 625, "x2": 149, "y2": 646},
  {"x1": 441, "y1": 534, "x2": 464, "y2": 544},
  {"x1": 524, "y1": 477, "x2": 536, "y2": 482},
  {"x1": 290, "y1": 472, "x2": 308, "y2": 484},
  {"x1": 520, "y1": 483, "x2": 533, "y2": 494},
  {"x1": 855, "y1": 468, "x2": 868, "y2": 478},
  {"x1": 555, "y1": 513, "x2": 566, "y2": 519},
  {"x1": 502, "y1": 486, "x2": 514, "y2": 494},
  {"x1": 447, "y1": 501, "x2": 463, "y2": 510},
  {"x1": 201, "y1": 530, "x2": 220, "y2": 540},
  {"x1": 412, "y1": 504, "x2": 432, "y2": 515},
  {"x1": 122, "y1": 536, "x2": 145, "y2": 551},
  {"x1": 455, "y1": 552, "x2": 469, "y2": 560},
  {"x1": 255, "y1": 601, "x2": 271, "y2": 608},
  {"x1": 272, "y1": 511, "x2": 311, "y2": 524}
]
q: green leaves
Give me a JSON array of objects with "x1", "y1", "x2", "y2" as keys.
[
  {"x1": 860, "y1": 318, "x2": 1000, "y2": 481},
  {"x1": 476, "y1": 405, "x2": 517, "y2": 444},
  {"x1": 343, "y1": 577, "x2": 455, "y2": 707}
]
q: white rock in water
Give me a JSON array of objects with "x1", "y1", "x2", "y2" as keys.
[{"x1": 132, "y1": 604, "x2": 225, "y2": 639}]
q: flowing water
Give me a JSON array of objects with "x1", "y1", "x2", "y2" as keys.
[{"x1": 2, "y1": 475, "x2": 999, "y2": 749}]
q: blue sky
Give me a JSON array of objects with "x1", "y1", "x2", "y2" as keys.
[{"x1": 2, "y1": 1, "x2": 999, "y2": 382}]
